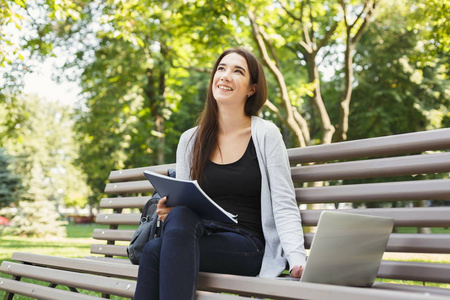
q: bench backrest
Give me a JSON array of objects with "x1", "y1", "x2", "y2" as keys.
[{"x1": 92, "y1": 128, "x2": 450, "y2": 283}]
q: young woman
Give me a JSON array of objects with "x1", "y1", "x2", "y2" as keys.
[{"x1": 134, "y1": 47, "x2": 306, "y2": 300}]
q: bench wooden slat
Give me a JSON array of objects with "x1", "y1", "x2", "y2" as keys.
[
  {"x1": 0, "y1": 277, "x2": 102, "y2": 300},
  {"x1": 296, "y1": 179, "x2": 450, "y2": 203},
  {"x1": 84, "y1": 256, "x2": 131, "y2": 264},
  {"x1": 104, "y1": 180, "x2": 153, "y2": 194},
  {"x1": 96, "y1": 207, "x2": 450, "y2": 227},
  {"x1": 304, "y1": 233, "x2": 450, "y2": 254},
  {"x1": 0, "y1": 261, "x2": 135, "y2": 298},
  {"x1": 91, "y1": 235, "x2": 450, "y2": 258},
  {"x1": 384, "y1": 234, "x2": 450, "y2": 254},
  {"x1": 300, "y1": 207, "x2": 450, "y2": 227},
  {"x1": 104, "y1": 178, "x2": 450, "y2": 202},
  {"x1": 108, "y1": 163, "x2": 176, "y2": 182},
  {"x1": 95, "y1": 213, "x2": 140, "y2": 225},
  {"x1": 90, "y1": 244, "x2": 127, "y2": 257},
  {"x1": 195, "y1": 292, "x2": 254, "y2": 300},
  {"x1": 197, "y1": 272, "x2": 449, "y2": 300},
  {"x1": 92, "y1": 229, "x2": 135, "y2": 241},
  {"x1": 11, "y1": 252, "x2": 137, "y2": 279},
  {"x1": 100, "y1": 196, "x2": 150, "y2": 208},
  {"x1": 93, "y1": 230, "x2": 450, "y2": 254},
  {"x1": 373, "y1": 282, "x2": 450, "y2": 297},
  {"x1": 378, "y1": 260, "x2": 450, "y2": 283},
  {"x1": 287, "y1": 128, "x2": 450, "y2": 164},
  {"x1": 291, "y1": 152, "x2": 450, "y2": 182}
]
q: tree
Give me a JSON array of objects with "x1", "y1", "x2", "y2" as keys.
[
  {"x1": 3, "y1": 95, "x2": 91, "y2": 208},
  {"x1": 349, "y1": 0, "x2": 449, "y2": 139},
  {"x1": 0, "y1": 148, "x2": 22, "y2": 208},
  {"x1": 9, "y1": 199, "x2": 67, "y2": 238},
  {"x1": 246, "y1": 0, "x2": 379, "y2": 146}
]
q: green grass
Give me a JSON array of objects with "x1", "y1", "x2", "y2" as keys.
[
  {"x1": 0, "y1": 223, "x2": 131, "y2": 299},
  {"x1": 1, "y1": 224, "x2": 450, "y2": 299}
]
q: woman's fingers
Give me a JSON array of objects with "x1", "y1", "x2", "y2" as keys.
[
  {"x1": 156, "y1": 196, "x2": 172, "y2": 222},
  {"x1": 290, "y1": 265, "x2": 304, "y2": 278}
]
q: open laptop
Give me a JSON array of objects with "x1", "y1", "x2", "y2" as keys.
[{"x1": 299, "y1": 211, "x2": 394, "y2": 287}]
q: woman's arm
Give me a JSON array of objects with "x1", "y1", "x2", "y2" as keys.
[
  {"x1": 175, "y1": 127, "x2": 197, "y2": 180},
  {"x1": 264, "y1": 125, "x2": 307, "y2": 272}
]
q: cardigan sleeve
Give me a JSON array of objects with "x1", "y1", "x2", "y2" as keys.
[
  {"x1": 262, "y1": 123, "x2": 307, "y2": 270},
  {"x1": 175, "y1": 127, "x2": 197, "y2": 180}
]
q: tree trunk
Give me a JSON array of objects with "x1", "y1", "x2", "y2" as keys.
[
  {"x1": 304, "y1": 53, "x2": 335, "y2": 145},
  {"x1": 248, "y1": 9, "x2": 308, "y2": 147},
  {"x1": 334, "y1": 40, "x2": 354, "y2": 142}
]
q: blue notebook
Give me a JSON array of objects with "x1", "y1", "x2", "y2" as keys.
[{"x1": 143, "y1": 170, "x2": 238, "y2": 224}]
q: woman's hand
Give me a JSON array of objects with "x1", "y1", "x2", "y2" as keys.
[
  {"x1": 156, "y1": 196, "x2": 173, "y2": 222},
  {"x1": 290, "y1": 265, "x2": 304, "y2": 278}
]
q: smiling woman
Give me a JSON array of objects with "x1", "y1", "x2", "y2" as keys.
[{"x1": 134, "y1": 47, "x2": 307, "y2": 300}]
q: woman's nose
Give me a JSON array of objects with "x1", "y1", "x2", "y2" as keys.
[{"x1": 220, "y1": 71, "x2": 231, "y2": 82}]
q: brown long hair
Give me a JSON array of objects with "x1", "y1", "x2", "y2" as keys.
[{"x1": 190, "y1": 47, "x2": 267, "y2": 182}]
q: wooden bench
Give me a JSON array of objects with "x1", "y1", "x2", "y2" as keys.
[{"x1": 1, "y1": 128, "x2": 450, "y2": 300}]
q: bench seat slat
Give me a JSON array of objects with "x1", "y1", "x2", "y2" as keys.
[
  {"x1": 300, "y1": 207, "x2": 450, "y2": 227},
  {"x1": 104, "y1": 180, "x2": 153, "y2": 194},
  {"x1": 197, "y1": 272, "x2": 449, "y2": 300},
  {"x1": 373, "y1": 282, "x2": 450, "y2": 297},
  {"x1": 0, "y1": 261, "x2": 135, "y2": 298},
  {"x1": 296, "y1": 179, "x2": 450, "y2": 203},
  {"x1": 287, "y1": 128, "x2": 450, "y2": 164},
  {"x1": 378, "y1": 260, "x2": 450, "y2": 283},
  {"x1": 0, "y1": 277, "x2": 102, "y2": 300},
  {"x1": 304, "y1": 233, "x2": 450, "y2": 254},
  {"x1": 92, "y1": 229, "x2": 135, "y2": 241},
  {"x1": 95, "y1": 207, "x2": 450, "y2": 228},
  {"x1": 95, "y1": 213, "x2": 140, "y2": 225},
  {"x1": 11, "y1": 252, "x2": 137, "y2": 279},
  {"x1": 94, "y1": 230, "x2": 450, "y2": 254},
  {"x1": 292, "y1": 152, "x2": 450, "y2": 182},
  {"x1": 108, "y1": 163, "x2": 176, "y2": 182},
  {"x1": 91, "y1": 244, "x2": 127, "y2": 257},
  {"x1": 100, "y1": 196, "x2": 150, "y2": 208}
]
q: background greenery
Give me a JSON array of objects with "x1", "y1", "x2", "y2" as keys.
[{"x1": 0, "y1": 0, "x2": 449, "y2": 236}]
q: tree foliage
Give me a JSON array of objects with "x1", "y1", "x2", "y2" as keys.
[
  {"x1": 9, "y1": 199, "x2": 67, "y2": 238},
  {"x1": 349, "y1": 0, "x2": 449, "y2": 139},
  {"x1": 1, "y1": 0, "x2": 448, "y2": 209},
  {"x1": 0, "y1": 147, "x2": 23, "y2": 208},
  {"x1": 2, "y1": 95, "x2": 91, "y2": 208}
]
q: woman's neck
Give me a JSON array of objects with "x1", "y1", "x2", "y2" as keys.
[{"x1": 217, "y1": 109, "x2": 251, "y2": 136}]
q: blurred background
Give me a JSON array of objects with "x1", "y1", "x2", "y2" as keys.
[{"x1": 0, "y1": 0, "x2": 448, "y2": 238}]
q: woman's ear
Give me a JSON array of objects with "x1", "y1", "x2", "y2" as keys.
[{"x1": 248, "y1": 84, "x2": 257, "y2": 97}]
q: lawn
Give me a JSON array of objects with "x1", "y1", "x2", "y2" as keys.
[
  {"x1": 1, "y1": 224, "x2": 449, "y2": 299},
  {"x1": 0, "y1": 223, "x2": 129, "y2": 299}
]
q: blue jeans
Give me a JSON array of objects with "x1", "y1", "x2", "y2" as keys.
[{"x1": 134, "y1": 206, "x2": 264, "y2": 300}]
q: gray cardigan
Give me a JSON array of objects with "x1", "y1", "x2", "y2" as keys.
[{"x1": 176, "y1": 116, "x2": 306, "y2": 277}]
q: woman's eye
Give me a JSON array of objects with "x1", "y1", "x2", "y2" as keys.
[
  {"x1": 235, "y1": 70, "x2": 243, "y2": 75},
  {"x1": 217, "y1": 66, "x2": 225, "y2": 71}
]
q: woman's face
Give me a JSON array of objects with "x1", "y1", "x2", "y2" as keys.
[{"x1": 212, "y1": 53, "x2": 256, "y2": 110}]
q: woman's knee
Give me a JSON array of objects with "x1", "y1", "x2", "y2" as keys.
[
  {"x1": 141, "y1": 237, "x2": 163, "y2": 262},
  {"x1": 163, "y1": 206, "x2": 204, "y2": 235}
]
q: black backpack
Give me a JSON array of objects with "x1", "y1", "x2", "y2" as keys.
[{"x1": 127, "y1": 169, "x2": 175, "y2": 265}]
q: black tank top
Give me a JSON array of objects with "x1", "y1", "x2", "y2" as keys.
[{"x1": 200, "y1": 138, "x2": 264, "y2": 243}]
